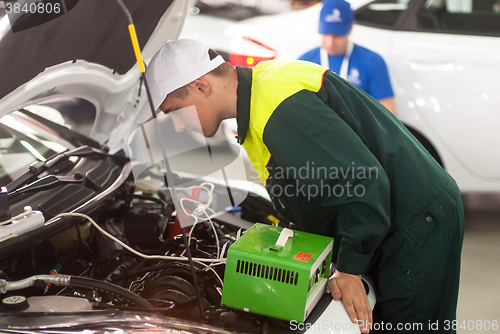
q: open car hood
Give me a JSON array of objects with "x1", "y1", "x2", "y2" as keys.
[{"x1": 0, "y1": 0, "x2": 188, "y2": 154}]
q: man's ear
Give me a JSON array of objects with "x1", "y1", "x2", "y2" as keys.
[{"x1": 188, "y1": 77, "x2": 211, "y2": 96}]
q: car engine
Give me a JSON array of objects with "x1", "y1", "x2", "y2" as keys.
[{"x1": 0, "y1": 157, "x2": 309, "y2": 333}]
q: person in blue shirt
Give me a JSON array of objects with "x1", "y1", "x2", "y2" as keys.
[{"x1": 299, "y1": 0, "x2": 397, "y2": 116}]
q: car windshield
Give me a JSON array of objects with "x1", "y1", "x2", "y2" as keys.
[
  {"x1": 0, "y1": 111, "x2": 74, "y2": 186},
  {"x1": 355, "y1": 0, "x2": 410, "y2": 27},
  {"x1": 191, "y1": 0, "x2": 267, "y2": 20}
]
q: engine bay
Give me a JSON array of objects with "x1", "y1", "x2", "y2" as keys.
[{"x1": 0, "y1": 157, "x2": 323, "y2": 333}]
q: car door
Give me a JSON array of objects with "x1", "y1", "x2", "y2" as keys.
[{"x1": 390, "y1": 0, "x2": 500, "y2": 181}]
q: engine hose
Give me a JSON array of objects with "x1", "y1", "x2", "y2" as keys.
[
  {"x1": 69, "y1": 276, "x2": 154, "y2": 310},
  {"x1": 104, "y1": 258, "x2": 138, "y2": 283}
]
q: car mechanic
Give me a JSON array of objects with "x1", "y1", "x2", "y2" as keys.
[{"x1": 134, "y1": 39, "x2": 464, "y2": 334}]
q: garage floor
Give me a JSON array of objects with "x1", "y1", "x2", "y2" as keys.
[{"x1": 458, "y1": 195, "x2": 500, "y2": 332}]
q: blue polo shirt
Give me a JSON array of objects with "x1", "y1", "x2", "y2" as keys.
[{"x1": 298, "y1": 44, "x2": 394, "y2": 101}]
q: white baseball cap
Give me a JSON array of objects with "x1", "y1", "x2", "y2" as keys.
[{"x1": 134, "y1": 39, "x2": 225, "y2": 124}]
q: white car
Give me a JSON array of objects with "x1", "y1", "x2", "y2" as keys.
[
  {"x1": 0, "y1": 1, "x2": 374, "y2": 333},
  {"x1": 227, "y1": 0, "x2": 500, "y2": 193}
]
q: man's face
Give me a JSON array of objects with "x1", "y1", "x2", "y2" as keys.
[
  {"x1": 321, "y1": 34, "x2": 349, "y2": 56},
  {"x1": 160, "y1": 94, "x2": 219, "y2": 137}
]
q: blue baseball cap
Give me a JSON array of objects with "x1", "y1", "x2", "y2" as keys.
[{"x1": 318, "y1": 0, "x2": 354, "y2": 36}]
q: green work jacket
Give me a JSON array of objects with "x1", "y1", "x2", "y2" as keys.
[{"x1": 235, "y1": 60, "x2": 460, "y2": 276}]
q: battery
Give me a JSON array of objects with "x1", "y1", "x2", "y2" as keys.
[{"x1": 221, "y1": 223, "x2": 333, "y2": 322}]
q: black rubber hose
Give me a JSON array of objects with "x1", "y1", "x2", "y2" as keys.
[
  {"x1": 103, "y1": 258, "x2": 138, "y2": 283},
  {"x1": 69, "y1": 276, "x2": 154, "y2": 310}
]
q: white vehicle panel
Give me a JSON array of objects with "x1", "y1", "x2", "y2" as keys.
[{"x1": 391, "y1": 32, "x2": 500, "y2": 180}]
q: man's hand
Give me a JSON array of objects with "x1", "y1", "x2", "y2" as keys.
[{"x1": 328, "y1": 270, "x2": 372, "y2": 334}]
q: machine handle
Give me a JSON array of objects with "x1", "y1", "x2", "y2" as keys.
[{"x1": 275, "y1": 228, "x2": 294, "y2": 247}]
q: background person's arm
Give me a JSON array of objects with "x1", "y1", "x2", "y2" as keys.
[
  {"x1": 366, "y1": 51, "x2": 396, "y2": 118},
  {"x1": 378, "y1": 97, "x2": 397, "y2": 117}
]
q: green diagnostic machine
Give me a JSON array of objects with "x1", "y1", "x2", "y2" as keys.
[{"x1": 221, "y1": 223, "x2": 333, "y2": 321}]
